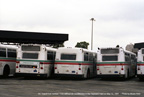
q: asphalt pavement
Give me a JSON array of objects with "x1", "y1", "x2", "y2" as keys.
[{"x1": 0, "y1": 77, "x2": 143, "y2": 97}]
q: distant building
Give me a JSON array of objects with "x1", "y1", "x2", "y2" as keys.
[
  {"x1": 125, "y1": 43, "x2": 139, "y2": 54},
  {"x1": 125, "y1": 43, "x2": 134, "y2": 52},
  {"x1": 126, "y1": 42, "x2": 144, "y2": 54},
  {"x1": 133, "y1": 42, "x2": 144, "y2": 54},
  {"x1": 134, "y1": 42, "x2": 144, "y2": 50}
]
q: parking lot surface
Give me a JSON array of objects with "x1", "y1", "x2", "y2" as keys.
[{"x1": 0, "y1": 77, "x2": 144, "y2": 97}]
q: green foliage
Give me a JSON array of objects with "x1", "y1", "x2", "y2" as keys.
[
  {"x1": 50, "y1": 43, "x2": 64, "y2": 48},
  {"x1": 75, "y1": 41, "x2": 89, "y2": 49}
]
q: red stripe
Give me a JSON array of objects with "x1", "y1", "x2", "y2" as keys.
[
  {"x1": 41, "y1": 62, "x2": 51, "y2": 64},
  {"x1": 55, "y1": 62, "x2": 93, "y2": 65},
  {"x1": 0, "y1": 59, "x2": 16, "y2": 62},
  {"x1": 97, "y1": 64, "x2": 128, "y2": 66},
  {"x1": 137, "y1": 64, "x2": 144, "y2": 66}
]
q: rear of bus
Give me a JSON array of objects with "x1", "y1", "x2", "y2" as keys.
[
  {"x1": 16, "y1": 45, "x2": 51, "y2": 77},
  {"x1": 97, "y1": 48, "x2": 125, "y2": 78},
  {"x1": 137, "y1": 48, "x2": 144, "y2": 80},
  {"x1": 54, "y1": 48, "x2": 84, "y2": 78}
]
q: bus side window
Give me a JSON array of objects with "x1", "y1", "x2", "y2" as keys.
[
  {"x1": 7, "y1": 49, "x2": 16, "y2": 58},
  {"x1": 84, "y1": 52, "x2": 88, "y2": 61},
  {"x1": 0, "y1": 48, "x2": 6, "y2": 57},
  {"x1": 125, "y1": 56, "x2": 129, "y2": 62},
  {"x1": 131, "y1": 55, "x2": 136, "y2": 61},
  {"x1": 125, "y1": 53, "x2": 130, "y2": 62},
  {"x1": 95, "y1": 54, "x2": 97, "y2": 59},
  {"x1": 53, "y1": 52, "x2": 56, "y2": 59},
  {"x1": 47, "y1": 51, "x2": 54, "y2": 60},
  {"x1": 89, "y1": 53, "x2": 93, "y2": 61}
]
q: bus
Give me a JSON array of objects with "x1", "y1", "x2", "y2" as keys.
[
  {"x1": 15, "y1": 44, "x2": 56, "y2": 78},
  {"x1": 137, "y1": 48, "x2": 144, "y2": 80},
  {"x1": 54, "y1": 47, "x2": 97, "y2": 78},
  {"x1": 0, "y1": 44, "x2": 17, "y2": 77},
  {"x1": 97, "y1": 47, "x2": 136, "y2": 79}
]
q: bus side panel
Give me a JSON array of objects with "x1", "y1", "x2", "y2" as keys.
[
  {"x1": 8, "y1": 62, "x2": 16, "y2": 75},
  {"x1": 82, "y1": 63, "x2": 96, "y2": 78},
  {"x1": 42, "y1": 63, "x2": 54, "y2": 77},
  {"x1": 0, "y1": 61, "x2": 16, "y2": 76},
  {"x1": 0, "y1": 64, "x2": 3, "y2": 75}
]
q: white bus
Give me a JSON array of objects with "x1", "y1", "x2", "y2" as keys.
[
  {"x1": 16, "y1": 44, "x2": 56, "y2": 78},
  {"x1": 97, "y1": 47, "x2": 136, "y2": 79},
  {"x1": 137, "y1": 48, "x2": 144, "y2": 80},
  {"x1": 54, "y1": 47, "x2": 97, "y2": 78},
  {"x1": 0, "y1": 44, "x2": 17, "y2": 77}
]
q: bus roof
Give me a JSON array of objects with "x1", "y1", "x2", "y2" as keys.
[
  {"x1": 57, "y1": 47, "x2": 96, "y2": 53},
  {"x1": 99, "y1": 47, "x2": 120, "y2": 49},
  {"x1": 124, "y1": 50, "x2": 136, "y2": 55},
  {"x1": 0, "y1": 44, "x2": 18, "y2": 49},
  {"x1": 46, "y1": 47, "x2": 57, "y2": 51}
]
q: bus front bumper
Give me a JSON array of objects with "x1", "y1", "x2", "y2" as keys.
[
  {"x1": 96, "y1": 74, "x2": 125, "y2": 78},
  {"x1": 137, "y1": 74, "x2": 144, "y2": 78},
  {"x1": 15, "y1": 73, "x2": 47, "y2": 77},
  {"x1": 55, "y1": 74, "x2": 84, "y2": 78}
]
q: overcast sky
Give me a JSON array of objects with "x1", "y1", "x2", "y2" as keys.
[{"x1": 0, "y1": 0, "x2": 144, "y2": 51}]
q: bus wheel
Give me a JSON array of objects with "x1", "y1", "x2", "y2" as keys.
[
  {"x1": 86, "y1": 69, "x2": 90, "y2": 79},
  {"x1": 123, "y1": 70, "x2": 129, "y2": 79},
  {"x1": 139, "y1": 77, "x2": 144, "y2": 81},
  {"x1": 3, "y1": 65, "x2": 10, "y2": 78},
  {"x1": 124, "y1": 70, "x2": 130, "y2": 80}
]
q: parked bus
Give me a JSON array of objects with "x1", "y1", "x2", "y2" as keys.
[
  {"x1": 0, "y1": 44, "x2": 17, "y2": 77},
  {"x1": 54, "y1": 47, "x2": 97, "y2": 78},
  {"x1": 97, "y1": 47, "x2": 136, "y2": 79},
  {"x1": 16, "y1": 44, "x2": 56, "y2": 78},
  {"x1": 137, "y1": 48, "x2": 144, "y2": 80}
]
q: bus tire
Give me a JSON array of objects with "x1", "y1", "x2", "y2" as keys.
[
  {"x1": 124, "y1": 69, "x2": 129, "y2": 79},
  {"x1": 123, "y1": 70, "x2": 129, "y2": 79},
  {"x1": 86, "y1": 69, "x2": 90, "y2": 79},
  {"x1": 3, "y1": 65, "x2": 10, "y2": 78},
  {"x1": 139, "y1": 77, "x2": 144, "y2": 81},
  {"x1": 127, "y1": 70, "x2": 129, "y2": 79}
]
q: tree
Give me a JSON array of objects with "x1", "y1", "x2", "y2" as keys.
[
  {"x1": 49, "y1": 43, "x2": 64, "y2": 48},
  {"x1": 75, "y1": 41, "x2": 89, "y2": 49}
]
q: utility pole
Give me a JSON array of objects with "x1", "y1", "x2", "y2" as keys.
[{"x1": 90, "y1": 18, "x2": 95, "y2": 50}]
